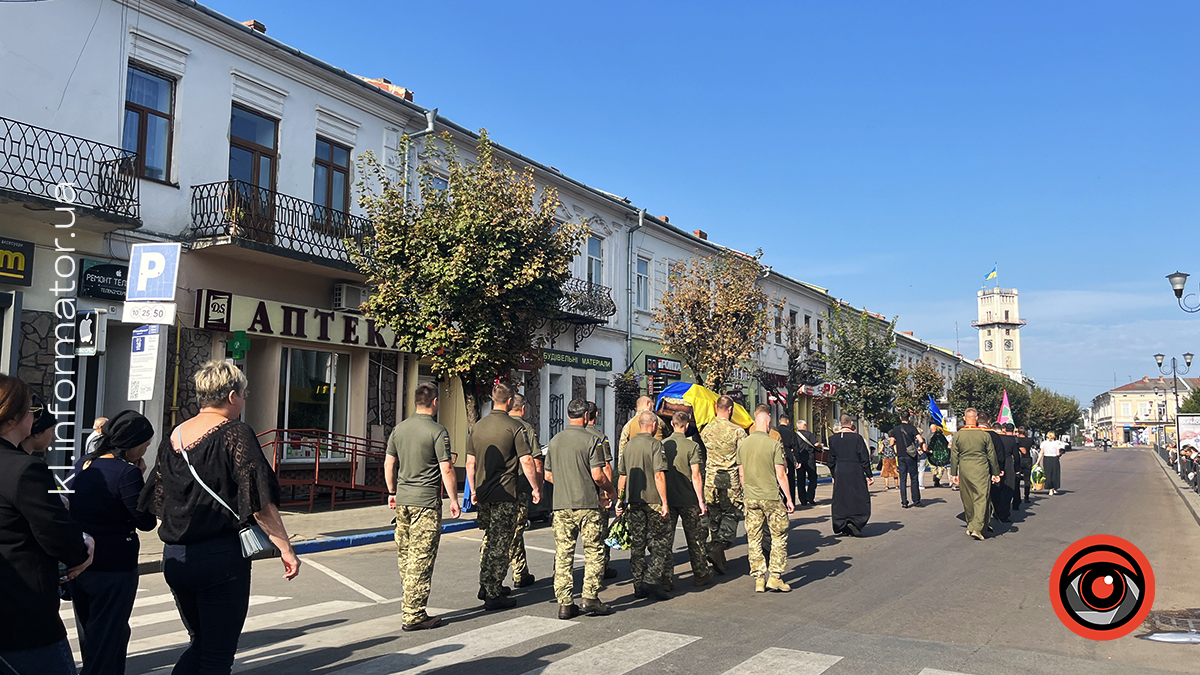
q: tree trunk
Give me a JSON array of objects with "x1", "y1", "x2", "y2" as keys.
[{"x1": 462, "y1": 375, "x2": 481, "y2": 432}]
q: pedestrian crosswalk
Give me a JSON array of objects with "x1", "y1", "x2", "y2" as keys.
[{"x1": 62, "y1": 589, "x2": 1005, "y2": 675}]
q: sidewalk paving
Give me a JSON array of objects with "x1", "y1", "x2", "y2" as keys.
[{"x1": 136, "y1": 503, "x2": 480, "y2": 574}]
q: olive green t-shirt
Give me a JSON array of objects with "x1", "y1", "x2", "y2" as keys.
[
  {"x1": 386, "y1": 413, "x2": 452, "y2": 509},
  {"x1": 619, "y1": 435, "x2": 667, "y2": 505},
  {"x1": 662, "y1": 432, "x2": 701, "y2": 508},
  {"x1": 737, "y1": 431, "x2": 786, "y2": 501},
  {"x1": 585, "y1": 425, "x2": 613, "y2": 464},
  {"x1": 511, "y1": 414, "x2": 540, "y2": 496},
  {"x1": 466, "y1": 409, "x2": 533, "y2": 504},
  {"x1": 544, "y1": 426, "x2": 605, "y2": 510}
]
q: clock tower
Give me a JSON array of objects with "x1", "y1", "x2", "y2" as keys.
[{"x1": 974, "y1": 287, "x2": 1024, "y2": 377}]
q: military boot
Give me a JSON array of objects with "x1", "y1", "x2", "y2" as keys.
[
  {"x1": 557, "y1": 603, "x2": 579, "y2": 620},
  {"x1": 484, "y1": 595, "x2": 517, "y2": 611},
  {"x1": 709, "y1": 542, "x2": 728, "y2": 574},
  {"x1": 766, "y1": 577, "x2": 791, "y2": 593},
  {"x1": 693, "y1": 570, "x2": 714, "y2": 587},
  {"x1": 581, "y1": 597, "x2": 615, "y2": 616},
  {"x1": 754, "y1": 577, "x2": 766, "y2": 593},
  {"x1": 646, "y1": 584, "x2": 671, "y2": 601}
]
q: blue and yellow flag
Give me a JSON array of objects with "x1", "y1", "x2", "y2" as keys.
[{"x1": 985, "y1": 265, "x2": 997, "y2": 281}]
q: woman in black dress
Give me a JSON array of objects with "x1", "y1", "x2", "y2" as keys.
[
  {"x1": 139, "y1": 361, "x2": 300, "y2": 675},
  {"x1": 829, "y1": 414, "x2": 874, "y2": 537}
]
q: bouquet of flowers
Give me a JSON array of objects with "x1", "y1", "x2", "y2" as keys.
[
  {"x1": 1031, "y1": 465, "x2": 1046, "y2": 486},
  {"x1": 605, "y1": 513, "x2": 631, "y2": 550}
]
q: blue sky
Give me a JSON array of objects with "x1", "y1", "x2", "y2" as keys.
[{"x1": 203, "y1": 0, "x2": 1198, "y2": 402}]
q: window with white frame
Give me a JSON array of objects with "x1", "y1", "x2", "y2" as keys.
[
  {"x1": 774, "y1": 310, "x2": 783, "y2": 344},
  {"x1": 636, "y1": 257, "x2": 650, "y2": 310},
  {"x1": 587, "y1": 236, "x2": 603, "y2": 286},
  {"x1": 1120, "y1": 402, "x2": 1131, "y2": 417},
  {"x1": 1138, "y1": 402, "x2": 1150, "y2": 418}
]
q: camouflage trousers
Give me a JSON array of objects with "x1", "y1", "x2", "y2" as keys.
[
  {"x1": 477, "y1": 501, "x2": 520, "y2": 599},
  {"x1": 705, "y1": 470, "x2": 744, "y2": 548},
  {"x1": 600, "y1": 508, "x2": 612, "y2": 571},
  {"x1": 661, "y1": 504, "x2": 710, "y2": 583},
  {"x1": 744, "y1": 499, "x2": 788, "y2": 579},
  {"x1": 551, "y1": 508, "x2": 605, "y2": 605},
  {"x1": 509, "y1": 494, "x2": 531, "y2": 581},
  {"x1": 627, "y1": 502, "x2": 671, "y2": 587},
  {"x1": 394, "y1": 504, "x2": 442, "y2": 626}
]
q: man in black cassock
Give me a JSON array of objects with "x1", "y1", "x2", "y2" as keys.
[
  {"x1": 829, "y1": 414, "x2": 873, "y2": 537},
  {"x1": 1012, "y1": 425, "x2": 1034, "y2": 509},
  {"x1": 795, "y1": 419, "x2": 822, "y2": 506},
  {"x1": 988, "y1": 422, "x2": 1019, "y2": 524},
  {"x1": 776, "y1": 413, "x2": 802, "y2": 504}
]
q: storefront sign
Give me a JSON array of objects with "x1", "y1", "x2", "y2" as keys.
[
  {"x1": 194, "y1": 289, "x2": 403, "y2": 351},
  {"x1": 79, "y1": 260, "x2": 128, "y2": 301},
  {"x1": 0, "y1": 237, "x2": 34, "y2": 287},
  {"x1": 542, "y1": 348, "x2": 612, "y2": 371},
  {"x1": 646, "y1": 356, "x2": 682, "y2": 377}
]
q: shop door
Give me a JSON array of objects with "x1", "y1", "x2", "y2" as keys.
[{"x1": 278, "y1": 347, "x2": 350, "y2": 460}]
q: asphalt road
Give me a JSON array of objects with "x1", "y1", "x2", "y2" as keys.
[{"x1": 101, "y1": 447, "x2": 1200, "y2": 675}]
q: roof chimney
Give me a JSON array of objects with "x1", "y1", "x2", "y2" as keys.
[
  {"x1": 901, "y1": 331, "x2": 913, "y2": 336},
  {"x1": 241, "y1": 19, "x2": 266, "y2": 33},
  {"x1": 1142, "y1": 376, "x2": 1150, "y2": 382},
  {"x1": 692, "y1": 229, "x2": 707, "y2": 240}
]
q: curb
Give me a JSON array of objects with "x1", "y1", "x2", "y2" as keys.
[{"x1": 136, "y1": 519, "x2": 480, "y2": 575}]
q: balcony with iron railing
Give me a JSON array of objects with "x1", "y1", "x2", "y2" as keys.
[
  {"x1": 190, "y1": 179, "x2": 373, "y2": 272},
  {"x1": 0, "y1": 116, "x2": 140, "y2": 227},
  {"x1": 542, "y1": 276, "x2": 618, "y2": 349}
]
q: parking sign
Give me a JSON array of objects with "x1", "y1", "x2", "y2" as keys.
[{"x1": 126, "y1": 243, "x2": 181, "y2": 302}]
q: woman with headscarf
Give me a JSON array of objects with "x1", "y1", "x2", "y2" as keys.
[
  {"x1": 65, "y1": 410, "x2": 158, "y2": 675},
  {"x1": 828, "y1": 414, "x2": 874, "y2": 537},
  {"x1": 0, "y1": 376, "x2": 93, "y2": 675}
]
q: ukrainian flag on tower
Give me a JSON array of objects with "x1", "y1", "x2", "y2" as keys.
[{"x1": 985, "y1": 265, "x2": 997, "y2": 281}]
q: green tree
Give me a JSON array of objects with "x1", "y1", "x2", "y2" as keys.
[
  {"x1": 824, "y1": 304, "x2": 900, "y2": 431},
  {"x1": 1027, "y1": 386, "x2": 1082, "y2": 436},
  {"x1": 895, "y1": 358, "x2": 946, "y2": 428},
  {"x1": 351, "y1": 132, "x2": 586, "y2": 424},
  {"x1": 655, "y1": 250, "x2": 772, "y2": 392},
  {"x1": 947, "y1": 368, "x2": 1030, "y2": 427},
  {"x1": 1180, "y1": 388, "x2": 1200, "y2": 414}
]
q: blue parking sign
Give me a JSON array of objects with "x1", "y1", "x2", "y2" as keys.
[{"x1": 126, "y1": 243, "x2": 181, "y2": 302}]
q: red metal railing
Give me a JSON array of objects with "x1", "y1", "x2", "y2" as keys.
[{"x1": 258, "y1": 428, "x2": 387, "y2": 512}]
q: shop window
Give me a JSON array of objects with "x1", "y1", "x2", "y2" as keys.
[{"x1": 278, "y1": 347, "x2": 350, "y2": 460}]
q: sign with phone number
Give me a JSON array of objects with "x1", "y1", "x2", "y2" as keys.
[{"x1": 122, "y1": 301, "x2": 177, "y2": 325}]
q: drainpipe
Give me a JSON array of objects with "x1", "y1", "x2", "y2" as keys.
[
  {"x1": 401, "y1": 108, "x2": 438, "y2": 202},
  {"x1": 626, "y1": 209, "x2": 644, "y2": 370}
]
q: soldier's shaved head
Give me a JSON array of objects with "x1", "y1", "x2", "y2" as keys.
[
  {"x1": 964, "y1": 408, "x2": 978, "y2": 424},
  {"x1": 715, "y1": 396, "x2": 734, "y2": 416},
  {"x1": 671, "y1": 410, "x2": 690, "y2": 432},
  {"x1": 636, "y1": 396, "x2": 654, "y2": 412},
  {"x1": 638, "y1": 410, "x2": 658, "y2": 432},
  {"x1": 754, "y1": 409, "x2": 771, "y2": 432}
]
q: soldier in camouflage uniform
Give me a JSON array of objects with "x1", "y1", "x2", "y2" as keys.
[
  {"x1": 508, "y1": 394, "x2": 540, "y2": 588},
  {"x1": 584, "y1": 401, "x2": 619, "y2": 580},
  {"x1": 465, "y1": 383, "x2": 540, "y2": 610},
  {"x1": 546, "y1": 399, "x2": 616, "y2": 618},
  {"x1": 617, "y1": 411, "x2": 672, "y2": 601},
  {"x1": 385, "y1": 382, "x2": 460, "y2": 631},
  {"x1": 700, "y1": 396, "x2": 747, "y2": 574},
  {"x1": 739, "y1": 409, "x2": 795, "y2": 593},
  {"x1": 660, "y1": 411, "x2": 713, "y2": 590}
]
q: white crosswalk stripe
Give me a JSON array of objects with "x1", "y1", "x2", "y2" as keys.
[
  {"x1": 919, "y1": 669, "x2": 974, "y2": 675},
  {"x1": 720, "y1": 647, "x2": 843, "y2": 675},
  {"x1": 126, "y1": 599, "x2": 372, "y2": 657},
  {"x1": 325, "y1": 616, "x2": 575, "y2": 675},
  {"x1": 60, "y1": 592, "x2": 177, "y2": 622},
  {"x1": 522, "y1": 629, "x2": 698, "y2": 675}
]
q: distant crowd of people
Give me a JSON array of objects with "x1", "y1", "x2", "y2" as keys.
[{"x1": 1167, "y1": 441, "x2": 1200, "y2": 493}]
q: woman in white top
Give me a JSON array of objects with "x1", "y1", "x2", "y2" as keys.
[{"x1": 1037, "y1": 431, "x2": 1066, "y2": 495}]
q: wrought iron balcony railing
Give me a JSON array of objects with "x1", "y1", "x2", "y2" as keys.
[
  {"x1": 0, "y1": 116, "x2": 139, "y2": 221},
  {"x1": 558, "y1": 277, "x2": 617, "y2": 324},
  {"x1": 190, "y1": 179, "x2": 373, "y2": 266}
]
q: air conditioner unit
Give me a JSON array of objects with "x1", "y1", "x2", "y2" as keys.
[{"x1": 332, "y1": 283, "x2": 368, "y2": 312}]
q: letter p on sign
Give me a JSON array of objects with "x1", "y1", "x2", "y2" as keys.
[{"x1": 126, "y1": 243, "x2": 181, "y2": 302}]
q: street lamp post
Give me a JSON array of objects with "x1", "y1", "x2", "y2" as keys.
[
  {"x1": 1154, "y1": 352, "x2": 1193, "y2": 438},
  {"x1": 1166, "y1": 271, "x2": 1200, "y2": 313}
]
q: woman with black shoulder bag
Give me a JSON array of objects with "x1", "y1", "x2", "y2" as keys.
[{"x1": 138, "y1": 361, "x2": 300, "y2": 675}]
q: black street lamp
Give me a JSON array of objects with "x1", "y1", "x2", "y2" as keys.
[
  {"x1": 1167, "y1": 271, "x2": 1200, "y2": 313},
  {"x1": 1154, "y1": 352, "x2": 1193, "y2": 435}
]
